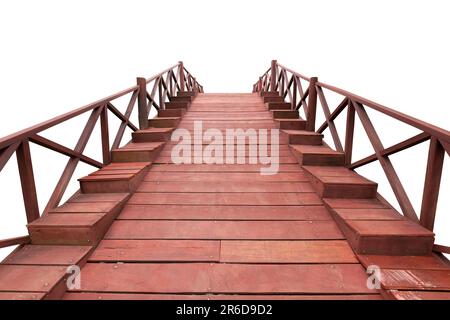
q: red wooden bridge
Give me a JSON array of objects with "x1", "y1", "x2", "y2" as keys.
[{"x1": 0, "y1": 61, "x2": 449, "y2": 300}]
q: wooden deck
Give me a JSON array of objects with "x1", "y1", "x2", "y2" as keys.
[{"x1": 1, "y1": 91, "x2": 449, "y2": 300}]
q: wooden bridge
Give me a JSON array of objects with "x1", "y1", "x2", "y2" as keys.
[{"x1": 0, "y1": 61, "x2": 449, "y2": 300}]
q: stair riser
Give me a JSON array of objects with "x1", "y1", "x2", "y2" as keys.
[
  {"x1": 267, "y1": 103, "x2": 291, "y2": 110},
  {"x1": 297, "y1": 153, "x2": 345, "y2": 166},
  {"x1": 177, "y1": 91, "x2": 197, "y2": 97},
  {"x1": 148, "y1": 118, "x2": 180, "y2": 128},
  {"x1": 277, "y1": 121, "x2": 306, "y2": 130},
  {"x1": 272, "y1": 111, "x2": 299, "y2": 119},
  {"x1": 111, "y1": 148, "x2": 162, "y2": 163},
  {"x1": 261, "y1": 91, "x2": 280, "y2": 97},
  {"x1": 132, "y1": 131, "x2": 172, "y2": 143},
  {"x1": 264, "y1": 96, "x2": 284, "y2": 103},
  {"x1": 158, "y1": 109, "x2": 185, "y2": 117},
  {"x1": 170, "y1": 96, "x2": 193, "y2": 103},
  {"x1": 165, "y1": 102, "x2": 189, "y2": 110},
  {"x1": 288, "y1": 134, "x2": 323, "y2": 145}
]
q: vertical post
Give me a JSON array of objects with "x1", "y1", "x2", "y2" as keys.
[
  {"x1": 16, "y1": 139, "x2": 40, "y2": 223},
  {"x1": 158, "y1": 78, "x2": 164, "y2": 110},
  {"x1": 306, "y1": 77, "x2": 318, "y2": 131},
  {"x1": 169, "y1": 71, "x2": 173, "y2": 97},
  {"x1": 258, "y1": 77, "x2": 263, "y2": 93},
  {"x1": 179, "y1": 61, "x2": 185, "y2": 92},
  {"x1": 270, "y1": 59, "x2": 277, "y2": 92},
  {"x1": 137, "y1": 77, "x2": 148, "y2": 130},
  {"x1": 344, "y1": 101, "x2": 355, "y2": 165},
  {"x1": 100, "y1": 105, "x2": 110, "y2": 164},
  {"x1": 420, "y1": 137, "x2": 445, "y2": 230},
  {"x1": 292, "y1": 77, "x2": 297, "y2": 111}
]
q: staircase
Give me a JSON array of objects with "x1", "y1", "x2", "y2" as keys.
[{"x1": 0, "y1": 61, "x2": 449, "y2": 300}]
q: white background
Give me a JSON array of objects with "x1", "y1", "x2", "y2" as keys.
[{"x1": 0, "y1": 0, "x2": 449, "y2": 260}]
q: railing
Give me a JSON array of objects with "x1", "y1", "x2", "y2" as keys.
[
  {"x1": 254, "y1": 60, "x2": 450, "y2": 255},
  {"x1": 0, "y1": 61, "x2": 202, "y2": 249}
]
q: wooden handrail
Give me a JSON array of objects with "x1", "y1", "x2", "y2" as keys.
[
  {"x1": 0, "y1": 62, "x2": 202, "y2": 249},
  {"x1": 254, "y1": 61, "x2": 450, "y2": 254}
]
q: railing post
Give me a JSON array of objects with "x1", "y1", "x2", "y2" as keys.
[
  {"x1": 270, "y1": 60, "x2": 277, "y2": 92},
  {"x1": 16, "y1": 139, "x2": 40, "y2": 223},
  {"x1": 258, "y1": 77, "x2": 263, "y2": 93},
  {"x1": 344, "y1": 101, "x2": 355, "y2": 165},
  {"x1": 100, "y1": 105, "x2": 111, "y2": 164},
  {"x1": 420, "y1": 137, "x2": 444, "y2": 230},
  {"x1": 306, "y1": 77, "x2": 318, "y2": 131},
  {"x1": 179, "y1": 61, "x2": 185, "y2": 92},
  {"x1": 137, "y1": 77, "x2": 148, "y2": 130}
]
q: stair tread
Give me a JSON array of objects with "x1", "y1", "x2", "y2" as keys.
[
  {"x1": 2, "y1": 245, "x2": 92, "y2": 265},
  {"x1": 113, "y1": 141, "x2": 165, "y2": 151},
  {"x1": 282, "y1": 130, "x2": 323, "y2": 136},
  {"x1": 358, "y1": 254, "x2": 449, "y2": 270},
  {"x1": 347, "y1": 220, "x2": 434, "y2": 237},
  {"x1": 28, "y1": 213, "x2": 107, "y2": 227},
  {"x1": 291, "y1": 145, "x2": 343, "y2": 155}
]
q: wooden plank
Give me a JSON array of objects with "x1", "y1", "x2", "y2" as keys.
[
  {"x1": 381, "y1": 269, "x2": 450, "y2": 290},
  {"x1": 358, "y1": 254, "x2": 450, "y2": 270},
  {"x1": 128, "y1": 192, "x2": 322, "y2": 206},
  {"x1": 118, "y1": 205, "x2": 332, "y2": 221},
  {"x1": 149, "y1": 164, "x2": 300, "y2": 172},
  {"x1": 333, "y1": 208, "x2": 404, "y2": 220},
  {"x1": 220, "y1": 240, "x2": 357, "y2": 263},
  {"x1": 50, "y1": 201, "x2": 121, "y2": 213},
  {"x1": 144, "y1": 171, "x2": 309, "y2": 182},
  {"x1": 105, "y1": 220, "x2": 343, "y2": 240},
  {"x1": 384, "y1": 290, "x2": 450, "y2": 300},
  {"x1": 0, "y1": 265, "x2": 66, "y2": 292},
  {"x1": 324, "y1": 198, "x2": 388, "y2": 209},
  {"x1": 68, "y1": 193, "x2": 129, "y2": 203},
  {"x1": 64, "y1": 292, "x2": 381, "y2": 300},
  {"x1": 2, "y1": 245, "x2": 92, "y2": 265},
  {"x1": 0, "y1": 292, "x2": 45, "y2": 300},
  {"x1": 136, "y1": 181, "x2": 314, "y2": 193},
  {"x1": 72, "y1": 263, "x2": 374, "y2": 294},
  {"x1": 89, "y1": 240, "x2": 220, "y2": 262}
]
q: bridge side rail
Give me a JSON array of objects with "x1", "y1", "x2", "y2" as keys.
[
  {"x1": 254, "y1": 60, "x2": 450, "y2": 256},
  {"x1": 0, "y1": 61, "x2": 202, "y2": 250}
]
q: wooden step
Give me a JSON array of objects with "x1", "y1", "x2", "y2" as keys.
[
  {"x1": 263, "y1": 96, "x2": 284, "y2": 103},
  {"x1": 177, "y1": 91, "x2": 197, "y2": 97},
  {"x1": 266, "y1": 102, "x2": 291, "y2": 110},
  {"x1": 118, "y1": 205, "x2": 331, "y2": 221},
  {"x1": 105, "y1": 220, "x2": 341, "y2": 240},
  {"x1": 111, "y1": 142, "x2": 165, "y2": 162},
  {"x1": 282, "y1": 130, "x2": 324, "y2": 145},
  {"x1": 303, "y1": 166, "x2": 377, "y2": 198},
  {"x1": 28, "y1": 193, "x2": 129, "y2": 245},
  {"x1": 164, "y1": 102, "x2": 189, "y2": 110},
  {"x1": 158, "y1": 109, "x2": 185, "y2": 117},
  {"x1": 261, "y1": 91, "x2": 280, "y2": 97},
  {"x1": 69, "y1": 263, "x2": 373, "y2": 294},
  {"x1": 147, "y1": 117, "x2": 180, "y2": 128},
  {"x1": 275, "y1": 119, "x2": 307, "y2": 130},
  {"x1": 79, "y1": 162, "x2": 150, "y2": 193},
  {"x1": 324, "y1": 198, "x2": 434, "y2": 255},
  {"x1": 0, "y1": 265, "x2": 67, "y2": 299},
  {"x1": 290, "y1": 145, "x2": 345, "y2": 166},
  {"x1": 28, "y1": 213, "x2": 112, "y2": 246},
  {"x1": 132, "y1": 128, "x2": 174, "y2": 143},
  {"x1": 169, "y1": 96, "x2": 193, "y2": 103},
  {"x1": 271, "y1": 110, "x2": 299, "y2": 119}
]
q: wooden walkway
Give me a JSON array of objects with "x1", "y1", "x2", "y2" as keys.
[
  {"x1": 1, "y1": 90, "x2": 449, "y2": 300},
  {"x1": 64, "y1": 93, "x2": 380, "y2": 299}
]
